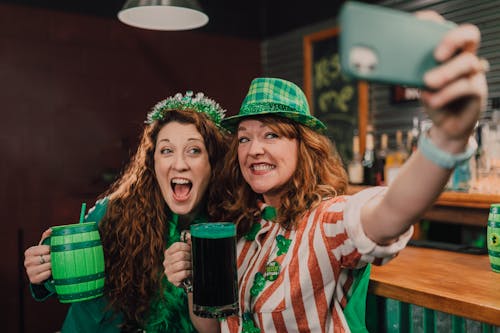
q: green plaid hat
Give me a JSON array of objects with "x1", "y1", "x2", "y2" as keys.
[{"x1": 221, "y1": 77, "x2": 326, "y2": 133}]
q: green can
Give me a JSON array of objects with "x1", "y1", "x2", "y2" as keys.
[
  {"x1": 44, "y1": 222, "x2": 105, "y2": 303},
  {"x1": 487, "y1": 203, "x2": 500, "y2": 273}
]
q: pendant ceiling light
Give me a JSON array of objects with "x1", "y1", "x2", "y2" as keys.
[{"x1": 118, "y1": 0, "x2": 209, "y2": 31}]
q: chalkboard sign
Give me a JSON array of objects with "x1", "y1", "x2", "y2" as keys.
[{"x1": 304, "y1": 27, "x2": 368, "y2": 163}]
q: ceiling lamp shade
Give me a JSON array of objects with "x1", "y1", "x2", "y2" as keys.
[{"x1": 118, "y1": 0, "x2": 209, "y2": 31}]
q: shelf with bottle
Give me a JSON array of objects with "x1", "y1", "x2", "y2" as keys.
[
  {"x1": 346, "y1": 113, "x2": 500, "y2": 226},
  {"x1": 384, "y1": 130, "x2": 409, "y2": 186},
  {"x1": 375, "y1": 133, "x2": 388, "y2": 186},
  {"x1": 348, "y1": 129, "x2": 380, "y2": 186},
  {"x1": 348, "y1": 118, "x2": 499, "y2": 217},
  {"x1": 362, "y1": 131, "x2": 377, "y2": 186},
  {"x1": 347, "y1": 133, "x2": 364, "y2": 185},
  {"x1": 468, "y1": 107, "x2": 500, "y2": 195}
]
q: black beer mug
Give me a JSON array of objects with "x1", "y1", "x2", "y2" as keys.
[{"x1": 190, "y1": 222, "x2": 239, "y2": 318}]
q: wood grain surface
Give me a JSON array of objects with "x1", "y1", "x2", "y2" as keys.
[{"x1": 369, "y1": 246, "x2": 500, "y2": 325}]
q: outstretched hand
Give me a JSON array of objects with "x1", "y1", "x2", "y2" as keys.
[
  {"x1": 419, "y1": 11, "x2": 488, "y2": 145},
  {"x1": 361, "y1": 13, "x2": 489, "y2": 246}
]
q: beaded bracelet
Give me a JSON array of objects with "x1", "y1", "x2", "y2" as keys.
[{"x1": 418, "y1": 129, "x2": 477, "y2": 169}]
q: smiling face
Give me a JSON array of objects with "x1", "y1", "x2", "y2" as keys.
[
  {"x1": 237, "y1": 119, "x2": 298, "y2": 207},
  {"x1": 154, "y1": 121, "x2": 211, "y2": 216}
]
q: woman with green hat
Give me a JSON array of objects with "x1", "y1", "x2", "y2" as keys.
[
  {"x1": 24, "y1": 91, "x2": 227, "y2": 332},
  {"x1": 167, "y1": 13, "x2": 487, "y2": 333}
]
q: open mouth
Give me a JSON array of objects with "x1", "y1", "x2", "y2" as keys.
[{"x1": 171, "y1": 178, "x2": 193, "y2": 200}]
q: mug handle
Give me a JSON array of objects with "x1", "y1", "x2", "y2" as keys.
[
  {"x1": 180, "y1": 230, "x2": 193, "y2": 293},
  {"x1": 41, "y1": 235, "x2": 56, "y2": 293},
  {"x1": 41, "y1": 236, "x2": 50, "y2": 246}
]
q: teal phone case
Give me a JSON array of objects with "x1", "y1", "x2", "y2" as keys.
[{"x1": 339, "y1": 1, "x2": 455, "y2": 88}]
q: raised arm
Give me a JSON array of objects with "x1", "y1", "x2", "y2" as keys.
[{"x1": 361, "y1": 18, "x2": 488, "y2": 245}]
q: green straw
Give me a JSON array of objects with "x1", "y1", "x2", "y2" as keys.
[{"x1": 79, "y1": 203, "x2": 87, "y2": 223}]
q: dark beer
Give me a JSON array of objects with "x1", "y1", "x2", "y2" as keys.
[{"x1": 190, "y1": 222, "x2": 238, "y2": 318}]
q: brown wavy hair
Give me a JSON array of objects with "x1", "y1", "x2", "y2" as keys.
[
  {"x1": 216, "y1": 116, "x2": 348, "y2": 237},
  {"x1": 98, "y1": 110, "x2": 228, "y2": 330}
]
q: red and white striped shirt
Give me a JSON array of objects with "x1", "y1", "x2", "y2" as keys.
[{"x1": 220, "y1": 187, "x2": 413, "y2": 333}]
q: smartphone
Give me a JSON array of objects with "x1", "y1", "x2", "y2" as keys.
[{"x1": 339, "y1": 1, "x2": 456, "y2": 88}]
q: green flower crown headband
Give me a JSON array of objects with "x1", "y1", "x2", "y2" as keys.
[{"x1": 145, "y1": 91, "x2": 226, "y2": 126}]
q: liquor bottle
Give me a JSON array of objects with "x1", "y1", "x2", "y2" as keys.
[
  {"x1": 406, "y1": 130, "x2": 413, "y2": 156},
  {"x1": 408, "y1": 116, "x2": 420, "y2": 155},
  {"x1": 384, "y1": 130, "x2": 408, "y2": 185},
  {"x1": 348, "y1": 134, "x2": 364, "y2": 185},
  {"x1": 362, "y1": 132, "x2": 377, "y2": 185},
  {"x1": 450, "y1": 135, "x2": 475, "y2": 192},
  {"x1": 375, "y1": 133, "x2": 388, "y2": 185},
  {"x1": 396, "y1": 129, "x2": 409, "y2": 163},
  {"x1": 484, "y1": 109, "x2": 500, "y2": 173},
  {"x1": 474, "y1": 120, "x2": 489, "y2": 187}
]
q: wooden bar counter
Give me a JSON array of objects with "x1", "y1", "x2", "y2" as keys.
[{"x1": 369, "y1": 246, "x2": 500, "y2": 326}]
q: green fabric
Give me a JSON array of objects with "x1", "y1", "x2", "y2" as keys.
[
  {"x1": 139, "y1": 210, "x2": 208, "y2": 332},
  {"x1": 245, "y1": 223, "x2": 262, "y2": 241},
  {"x1": 169, "y1": 212, "x2": 181, "y2": 245},
  {"x1": 344, "y1": 264, "x2": 371, "y2": 333},
  {"x1": 86, "y1": 197, "x2": 110, "y2": 223},
  {"x1": 61, "y1": 296, "x2": 122, "y2": 333},
  {"x1": 261, "y1": 206, "x2": 277, "y2": 221},
  {"x1": 221, "y1": 77, "x2": 327, "y2": 133},
  {"x1": 144, "y1": 211, "x2": 201, "y2": 333},
  {"x1": 144, "y1": 281, "x2": 194, "y2": 332}
]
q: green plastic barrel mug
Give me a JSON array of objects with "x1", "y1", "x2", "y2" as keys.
[
  {"x1": 487, "y1": 203, "x2": 500, "y2": 273},
  {"x1": 42, "y1": 222, "x2": 105, "y2": 302}
]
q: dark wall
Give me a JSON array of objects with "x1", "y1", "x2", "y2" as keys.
[{"x1": 0, "y1": 4, "x2": 261, "y2": 332}]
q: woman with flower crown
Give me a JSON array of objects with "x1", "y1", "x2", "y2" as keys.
[
  {"x1": 23, "y1": 91, "x2": 227, "y2": 332},
  {"x1": 166, "y1": 13, "x2": 488, "y2": 333}
]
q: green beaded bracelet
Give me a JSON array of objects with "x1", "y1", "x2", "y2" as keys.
[{"x1": 418, "y1": 129, "x2": 477, "y2": 169}]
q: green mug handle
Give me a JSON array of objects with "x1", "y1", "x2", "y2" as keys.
[{"x1": 41, "y1": 234, "x2": 56, "y2": 293}]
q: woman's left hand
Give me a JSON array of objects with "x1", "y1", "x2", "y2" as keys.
[
  {"x1": 24, "y1": 228, "x2": 52, "y2": 284},
  {"x1": 163, "y1": 237, "x2": 192, "y2": 288}
]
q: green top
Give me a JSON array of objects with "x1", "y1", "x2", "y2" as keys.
[
  {"x1": 31, "y1": 197, "x2": 202, "y2": 333},
  {"x1": 344, "y1": 264, "x2": 371, "y2": 333}
]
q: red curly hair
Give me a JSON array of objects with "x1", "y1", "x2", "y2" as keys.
[
  {"x1": 98, "y1": 110, "x2": 228, "y2": 330},
  {"x1": 216, "y1": 116, "x2": 348, "y2": 237}
]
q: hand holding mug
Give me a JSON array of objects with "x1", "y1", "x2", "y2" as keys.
[
  {"x1": 163, "y1": 233, "x2": 192, "y2": 289},
  {"x1": 26, "y1": 221, "x2": 105, "y2": 303},
  {"x1": 24, "y1": 228, "x2": 52, "y2": 284}
]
